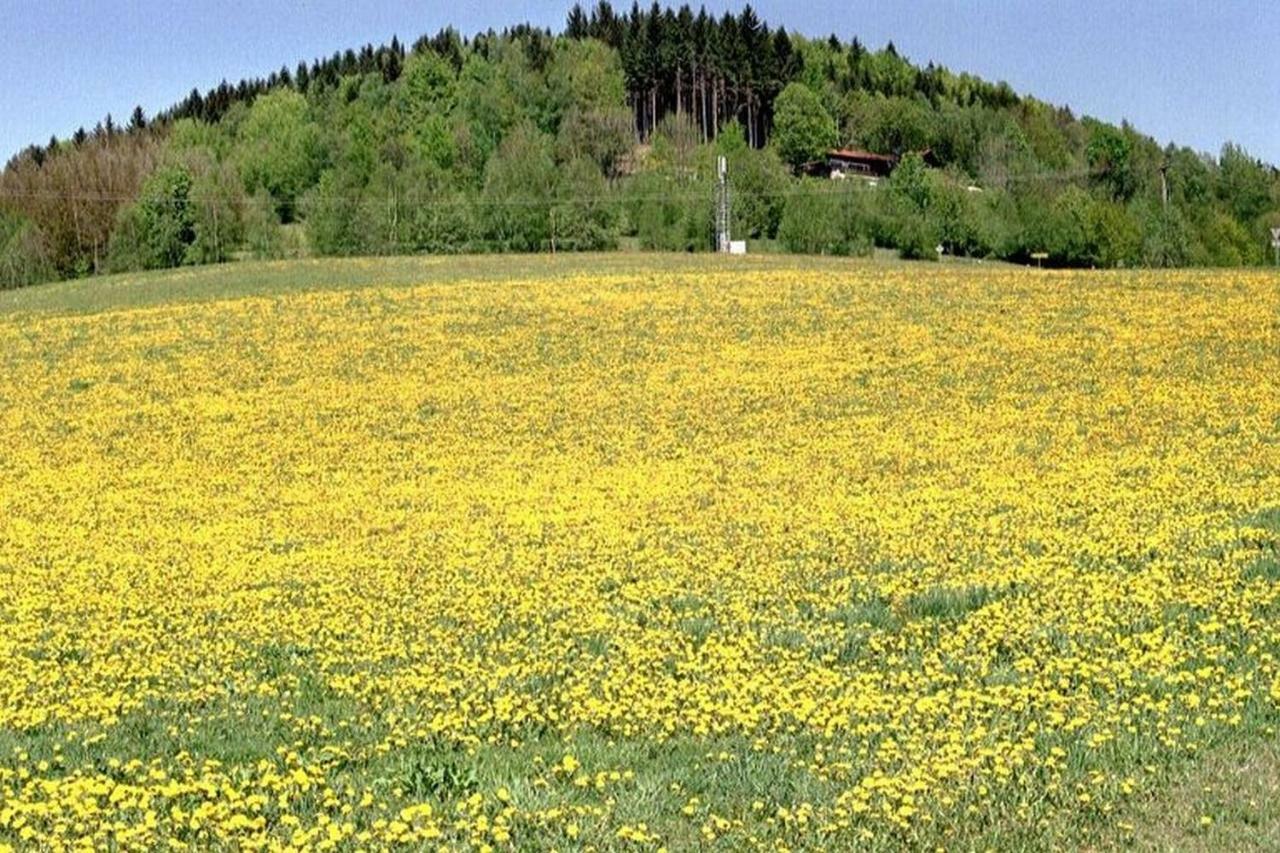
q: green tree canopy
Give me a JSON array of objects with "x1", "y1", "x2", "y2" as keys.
[
  {"x1": 236, "y1": 90, "x2": 324, "y2": 221},
  {"x1": 1218, "y1": 143, "x2": 1271, "y2": 225},
  {"x1": 772, "y1": 82, "x2": 837, "y2": 170},
  {"x1": 481, "y1": 123, "x2": 558, "y2": 251},
  {"x1": 109, "y1": 164, "x2": 196, "y2": 271},
  {"x1": 1085, "y1": 124, "x2": 1136, "y2": 202}
]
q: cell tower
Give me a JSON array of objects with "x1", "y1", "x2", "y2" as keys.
[{"x1": 715, "y1": 155, "x2": 730, "y2": 253}]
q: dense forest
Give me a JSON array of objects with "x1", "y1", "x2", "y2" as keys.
[{"x1": 2, "y1": 2, "x2": 1278, "y2": 288}]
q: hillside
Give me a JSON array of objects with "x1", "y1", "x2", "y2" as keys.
[{"x1": 2, "y1": 2, "x2": 1278, "y2": 288}]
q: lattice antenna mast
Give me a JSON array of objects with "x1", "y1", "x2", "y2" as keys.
[{"x1": 716, "y1": 155, "x2": 731, "y2": 253}]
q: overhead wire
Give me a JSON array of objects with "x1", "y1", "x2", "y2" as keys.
[{"x1": 0, "y1": 167, "x2": 1109, "y2": 207}]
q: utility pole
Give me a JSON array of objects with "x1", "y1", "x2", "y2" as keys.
[
  {"x1": 715, "y1": 155, "x2": 730, "y2": 253},
  {"x1": 1159, "y1": 162, "x2": 1169, "y2": 212}
]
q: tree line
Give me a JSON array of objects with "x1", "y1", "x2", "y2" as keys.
[{"x1": 2, "y1": 2, "x2": 1278, "y2": 288}]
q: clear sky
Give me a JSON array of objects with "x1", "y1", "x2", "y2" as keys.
[{"x1": 2, "y1": 0, "x2": 1277, "y2": 165}]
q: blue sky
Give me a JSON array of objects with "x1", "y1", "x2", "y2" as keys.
[{"x1": 2, "y1": 1, "x2": 1277, "y2": 165}]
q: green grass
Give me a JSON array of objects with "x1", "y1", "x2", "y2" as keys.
[
  {"x1": 903, "y1": 583, "x2": 1000, "y2": 620},
  {"x1": 1123, "y1": 736, "x2": 1280, "y2": 851},
  {"x1": 0, "y1": 247, "x2": 1035, "y2": 318},
  {"x1": 1240, "y1": 506, "x2": 1280, "y2": 584},
  {"x1": 0, "y1": 252, "x2": 890, "y2": 317},
  {"x1": 0, "y1": 649, "x2": 830, "y2": 850}
]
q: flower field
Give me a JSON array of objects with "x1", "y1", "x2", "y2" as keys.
[{"x1": 1, "y1": 258, "x2": 1279, "y2": 850}]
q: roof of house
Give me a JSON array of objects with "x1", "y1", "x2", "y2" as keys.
[{"x1": 827, "y1": 148, "x2": 899, "y2": 163}]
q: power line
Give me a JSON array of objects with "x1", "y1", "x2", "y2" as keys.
[{"x1": 0, "y1": 169, "x2": 1109, "y2": 207}]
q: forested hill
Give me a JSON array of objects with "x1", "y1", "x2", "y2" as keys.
[{"x1": 2, "y1": 2, "x2": 1277, "y2": 288}]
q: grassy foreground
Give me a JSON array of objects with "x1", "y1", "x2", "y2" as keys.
[{"x1": 1, "y1": 255, "x2": 1279, "y2": 851}]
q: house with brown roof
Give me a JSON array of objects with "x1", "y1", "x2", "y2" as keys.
[
  {"x1": 824, "y1": 148, "x2": 900, "y2": 178},
  {"x1": 805, "y1": 148, "x2": 940, "y2": 180}
]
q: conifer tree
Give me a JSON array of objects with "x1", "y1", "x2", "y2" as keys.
[{"x1": 566, "y1": 4, "x2": 590, "y2": 39}]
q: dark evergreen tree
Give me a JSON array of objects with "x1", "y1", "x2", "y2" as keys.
[
  {"x1": 692, "y1": 7, "x2": 711, "y2": 139},
  {"x1": 643, "y1": 4, "x2": 664, "y2": 138},
  {"x1": 567, "y1": 4, "x2": 590, "y2": 38},
  {"x1": 589, "y1": 1, "x2": 624, "y2": 47},
  {"x1": 672, "y1": 5, "x2": 693, "y2": 119},
  {"x1": 430, "y1": 28, "x2": 465, "y2": 72},
  {"x1": 737, "y1": 6, "x2": 764, "y2": 146},
  {"x1": 842, "y1": 38, "x2": 863, "y2": 91},
  {"x1": 381, "y1": 47, "x2": 403, "y2": 83}
]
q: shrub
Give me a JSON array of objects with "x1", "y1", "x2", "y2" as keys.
[
  {"x1": 108, "y1": 165, "x2": 196, "y2": 272},
  {"x1": 480, "y1": 123, "x2": 557, "y2": 251},
  {"x1": 0, "y1": 211, "x2": 52, "y2": 288},
  {"x1": 243, "y1": 191, "x2": 284, "y2": 260},
  {"x1": 895, "y1": 211, "x2": 940, "y2": 261},
  {"x1": 552, "y1": 158, "x2": 618, "y2": 251},
  {"x1": 778, "y1": 182, "x2": 873, "y2": 256},
  {"x1": 302, "y1": 169, "x2": 365, "y2": 257}
]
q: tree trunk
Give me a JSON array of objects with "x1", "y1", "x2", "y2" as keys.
[
  {"x1": 390, "y1": 187, "x2": 399, "y2": 250},
  {"x1": 722, "y1": 78, "x2": 729, "y2": 134},
  {"x1": 711, "y1": 77, "x2": 718, "y2": 139},
  {"x1": 702, "y1": 68, "x2": 709, "y2": 142},
  {"x1": 72, "y1": 203, "x2": 84, "y2": 264}
]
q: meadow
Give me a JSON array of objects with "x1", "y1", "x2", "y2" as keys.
[{"x1": 0, "y1": 254, "x2": 1278, "y2": 851}]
